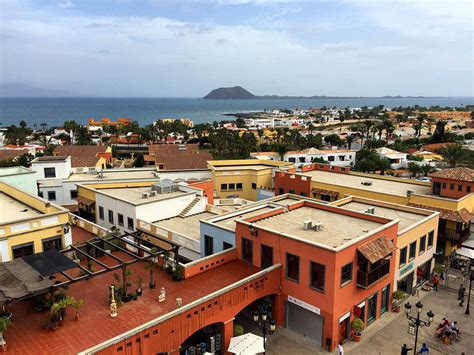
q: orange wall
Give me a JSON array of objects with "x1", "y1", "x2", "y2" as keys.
[
  {"x1": 235, "y1": 210, "x2": 397, "y2": 350},
  {"x1": 432, "y1": 177, "x2": 474, "y2": 199},
  {"x1": 189, "y1": 179, "x2": 214, "y2": 204},
  {"x1": 183, "y1": 248, "x2": 237, "y2": 279},
  {"x1": 274, "y1": 172, "x2": 312, "y2": 196}
]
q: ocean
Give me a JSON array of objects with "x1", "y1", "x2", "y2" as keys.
[{"x1": 0, "y1": 97, "x2": 473, "y2": 127}]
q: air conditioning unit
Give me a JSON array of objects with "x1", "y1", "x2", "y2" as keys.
[
  {"x1": 303, "y1": 220, "x2": 312, "y2": 230},
  {"x1": 178, "y1": 144, "x2": 187, "y2": 151},
  {"x1": 142, "y1": 192, "x2": 150, "y2": 199},
  {"x1": 407, "y1": 190, "x2": 415, "y2": 197},
  {"x1": 361, "y1": 180, "x2": 373, "y2": 186},
  {"x1": 365, "y1": 207, "x2": 375, "y2": 214},
  {"x1": 313, "y1": 222, "x2": 323, "y2": 232},
  {"x1": 150, "y1": 191, "x2": 157, "y2": 197}
]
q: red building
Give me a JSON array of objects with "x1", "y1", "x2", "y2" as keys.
[
  {"x1": 430, "y1": 167, "x2": 474, "y2": 199},
  {"x1": 235, "y1": 199, "x2": 398, "y2": 350}
]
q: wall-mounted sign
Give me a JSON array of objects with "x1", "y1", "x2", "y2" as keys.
[
  {"x1": 288, "y1": 295, "x2": 320, "y2": 315},
  {"x1": 399, "y1": 261, "x2": 414, "y2": 277}
]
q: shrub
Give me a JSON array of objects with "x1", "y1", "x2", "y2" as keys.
[
  {"x1": 351, "y1": 317, "x2": 364, "y2": 334},
  {"x1": 392, "y1": 290, "x2": 406, "y2": 301},
  {"x1": 233, "y1": 324, "x2": 244, "y2": 337}
]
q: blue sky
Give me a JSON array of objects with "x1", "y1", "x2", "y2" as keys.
[{"x1": 1, "y1": 0, "x2": 472, "y2": 97}]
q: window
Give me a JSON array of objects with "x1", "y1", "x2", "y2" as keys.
[
  {"x1": 42, "y1": 236, "x2": 62, "y2": 251},
  {"x1": 127, "y1": 217, "x2": 134, "y2": 230},
  {"x1": 310, "y1": 261, "x2": 325, "y2": 291},
  {"x1": 286, "y1": 253, "x2": 300, "y2": 282},
  {"x1": 300, "y1": 192, "x2": 307, "y2": 197},
  {"x1": 450, "y1": 183, "x2": 454, "y2": 190},
  {"x1": 44, "y1": 167, "x2": 56, "y2": 178},
  {"x1": 458, "y1": 184, "x2": 462, "y2": 191},
  {"x1": 278, "y1": 188, "x2": 284, "y2": 195},
  {"x1": 409, "y1": 241, "x2": 416, "y2": 260},
  {"x1": 241, "y1": 238, "x2": 253, "y2": 263},
  {"x1": 236, "y1": 183, "x2": 243, "y2": 190},
  {"x1": 328, "y1": 156, "x2": 335, "y2": 162},
  {"x1": 70, "y1": 190, "x2": 78, "y2": 199},
  {"x1": 223, "y1": 241, "x2": 233, "y2": 250},
  {"x1": 229, "y1": 183, "x2": 235, "y2": 190},
  {"x1": 399, "y1": 246, "x2": 407, "y2": 267},
  {"x1": 252, "y1": 183, "x2": 257, "y2": 190},
  {"x1": 108, "y1": 210, "x2": 114, "y2": 224},
  {"x1": 289, "y1": 189, "x2": 295, "y2": 194},
  {"x1": 428, "y1": 230, "x2": 434, "y2": 248},
  {"x1": 47, "y1": 191, "x2": 56, "y2": 201},
  {"x1": 118, "y1": 213, "x2": 124, "y2": 226},
  {"x1": 419, "y1": 235, "x2": 426, "y2": 254},
  {"x1": 341, "y1": 262, "x2": 353, "y2": 286},
  {"x1": 221, "y1": 184, "x2": 228, "y2": 191},
  {"x1": 99, "y1": 206, "x2": 104, "y2": 220},
  {"x1": 261, "y1": 244, "x2": 273, "y2": 269},
  {"x1": 467, "y1": 186, "x2": 471, "y2": 193},
  {"x1": 442, "y1": 183, "x2": 446, "y2": 188},
  {"x1": 204, "y1": 235, "x2": 214, "y2": 256},
  {"x1": 12, "y1": 243, "x2": 34, "y2": 259}
]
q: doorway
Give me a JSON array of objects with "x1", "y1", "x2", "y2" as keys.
[
  {"x1": 338, "y1": 314, "x2": 350, "y2": 343},
  {"x1": 380, "y1": 285, "x2": 390, "y2": 315},
  {"x1": 397, "y1": 272, "x2": 414, "y2": 295},
  {"x1": 12, "y1": 243, "x2": 34, "y2": 259},
  {"x1": 367, "y1": 293, "x2": 378, "y2": 324}
]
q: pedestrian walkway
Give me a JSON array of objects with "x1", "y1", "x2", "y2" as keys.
[{"x1": 265, "y1": 286, "x2": 473, "y2": 354}]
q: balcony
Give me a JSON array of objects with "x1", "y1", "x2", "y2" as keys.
[
  {"x1": 357, "y1": 261, "x2": 390, "y2": 289},
  {"x1": 438, "y1": 228, "x2": 470, "y2": 243}
]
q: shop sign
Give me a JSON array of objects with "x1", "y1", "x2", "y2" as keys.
[
  {"x1": 287, "y1": 295, "x2": 320, "y2": 315},
  {"x1": 399, "y1": 261, "x2": 414, "y2": 277}
]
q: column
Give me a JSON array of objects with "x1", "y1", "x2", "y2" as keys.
[
  {"x1": 273, "y1": 293, "x2": 285, "y2": 326},
  {"x1": 222, "y1": 317, "x2": 234, "y2": 354}
]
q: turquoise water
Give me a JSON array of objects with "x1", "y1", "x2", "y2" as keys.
[{"x1": 0, "y1": 97, "x2": 473, "y2": 127}]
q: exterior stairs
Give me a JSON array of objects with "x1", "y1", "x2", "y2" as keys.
[{"x1": 179, "y1": 197, "x2": 201, "y2": 218}]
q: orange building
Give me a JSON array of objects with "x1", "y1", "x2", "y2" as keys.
[
  {"x1": 88, "y1": 117, "x2": 132, "y2": 127},
  {"x1": 235, "y1": 199, "x2": 398, "y2": 350},
  {"x1": 431, "y1": 167, "x2": 474, "y2": 200}
]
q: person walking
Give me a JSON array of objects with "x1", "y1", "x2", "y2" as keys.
[
  {"x1": 401, "y1": 343, "x2": 412, "y2": 355},
  {"x1": 337, "y1": 342, "x2": 344, "y2": 355},
  {"x1": 459, "y1": 286, "x2": 465, "y2": 307},
  {"x1": 432, "y1": 274, "x2": 439, "y2": 291},
  {"x1": 417, "y1": 343, "x2": 429, "y2": 354}
]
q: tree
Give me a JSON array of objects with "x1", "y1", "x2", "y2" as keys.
[
  {"x1": 133, "y1": 153, "x2": 145, "y2": 167},
  {"x1": 431, "y1": 121, "x2": 448, "y2": 143},
  {"x1": 75, "y1": 126, "x2": 93, "y2": 145},
  {"x1": 324, "y1": 134, "x2": 343, "y2": 147},
  {"x1": 438, "y1": 144, "x2": 470, "y2": 167},
  {"x1": 420, "y1": 163, "x2": 435, "y2": 177},
  {"x1": 277, "y1": 144, "x2": 288, "y2": 161},
  {"x1": 408, "y1": 162, "x2": 421, "y2": 178},
  {"x1": 345, "y1": 135, "x2": 354, "y2": 150}
]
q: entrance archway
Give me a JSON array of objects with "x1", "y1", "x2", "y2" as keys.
[{"x1": 180, "y1": 322, "x2": 224, "y2": 355}]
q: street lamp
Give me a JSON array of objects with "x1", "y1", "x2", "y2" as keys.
[
  {"x1": 253, "y1": 309, "x2": 276, "y2": 351},
  {"x1": 404, "y1": 301, "x2": 434, "y2": 354},
  {"x1": 465, "y1": 264, "x2": 474, "y2": 315}
]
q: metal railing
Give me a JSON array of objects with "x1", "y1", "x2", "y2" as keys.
[
  {"x1": 438, "y1": 228, "x2": 470, "y2": 242},
  {"x1": 357, "y1": 262, "x2": 390, "y2": 288}
]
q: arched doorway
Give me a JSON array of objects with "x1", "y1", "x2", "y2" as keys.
[
  {"x1": 233, "y1": 295, "x2": 275, "y2": 338},
  {"x1": 180, "y1": 322, "x2": 224, "y2": 355}
]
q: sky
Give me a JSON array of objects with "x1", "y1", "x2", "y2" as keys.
[{"x1": 0, "y1": 0, "x2": 473, "y2": 97}]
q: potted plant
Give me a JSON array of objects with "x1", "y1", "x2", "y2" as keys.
[
  {"x1": 351, "y1": 317, "x2": 364, "y2": 342},
  {"x1": 72, "y1": 299, "x2": 84, "y2": 320},
  {"x1": 172, "y1": 267, "x2": 183, "y2": 281},
  {"x1": 392, "y1": 290, "x2": 406, "y2": 312},
  {"x1": 136, "y1": 277, "x2": 143, "y2": 296},
  {"x1": 0, "y1": 316, "x2": 12, "y2": 347}
]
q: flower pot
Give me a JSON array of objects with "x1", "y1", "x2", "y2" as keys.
[
  {"x1": 393, "y1": 304, "x2": 401, "y2": 313},
  {"x1": 353, "y1": 333, "x2": 362, "y2": 342},
  {"x1": 136, "y1": 288, "x2": 142, "y2": 296},
  {"x1": 122, "y1": 294, "x2": 132, "y2": 303}
]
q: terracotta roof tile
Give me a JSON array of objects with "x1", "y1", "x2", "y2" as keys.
[
  {"x1": 147, "y1": 144, "x2": 213, "y2": 170},
  {"x1": 53, "y1": 145, "x2": 108, "y2": 167},
  {"x1": 358, "y1": 235, "x2": 397, "y2": 264},
  {"x1": 408, "y1": 203, "x2": 473, "y2": 223},
  {"x1": 0, "y1": 149, "x2": 30, "y2": 161},
  {"x1": 311, "y1": 187, "x2": 339, "y2": 197},
  {"x1": 430, "y1": 167, "x2": 474, "y2": 182}
]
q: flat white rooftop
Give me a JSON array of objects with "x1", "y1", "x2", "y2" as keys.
[
  {"x1": 253, "y1": 205, "x2": 384, "y2": 248},
  {"x1": 0, "y1": 192, "x2": 42, "y2": 223},
  {"x1": 97, "y1": 187, "x2": 188, "y2": 204},
  {"x1": 154, "y1": 212, "x2": 217, "y2": 240},
  {"x1": 213, "y1": 206, "x2": 278, "y2": 231},
  {"x1": 304, "y1": 170, "x2": 431, "y2": 197}
]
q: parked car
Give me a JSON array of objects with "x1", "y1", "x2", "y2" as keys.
[{"x1": 415, "y1": 177, "x2": 431, "y2": 182}]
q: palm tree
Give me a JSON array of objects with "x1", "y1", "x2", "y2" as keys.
[
  {"x1": 345, "y1": 135, "x2": 354, "y2": 150},
  {"x1": 439, "y1": 144, "x2": 469, "y2": 167},
  {"x1": 420, "y1": 164, "x2": 435, "y2": 177},
  {"x1": 408, "y1": 162, "x2": 421, "y2": 178},
  {"x1": 40, "y1": 123, "x2": 48, "y2": 132}
]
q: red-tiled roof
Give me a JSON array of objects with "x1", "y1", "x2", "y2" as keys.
[
  {"x1": 0, "y1": 149, "x2": 29, "y2": 161},
  {"x1": 408, "y1": 203, "x2": 473, "y2": 223},
  {"x1": 53, "y1": 145, "x2": 109, "y2": 167},
  {"x1": 430, "y1": 167, "x2": 474, "y2": 182},
  {"x1": 148, "y1": 144, "x2": 213, "y2": 170},
  {"x1": 421, "y1": 142, "x2": 455, "y2": 152}
]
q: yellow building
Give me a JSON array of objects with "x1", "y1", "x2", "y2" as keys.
[
  {"x1": 0, "y1": 182, "x2": 70, "y2": 261},
  {"x1": 331, "y1": 196, "x2": 439, "y2": 293},
  {"x1": 275, "y1": 164, "x2": 473, "y2": 257},
  {"x1": 208, "y1": 159, "x2": 294, "y2": 201}
]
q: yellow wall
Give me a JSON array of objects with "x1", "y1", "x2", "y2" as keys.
[
  {"x1": 213, "y1": 169, "x2": 266, "y2": 201},
  {"x1": 0, "y1": 182, "x2": 62, "y2": 214},
  {"x1": 6, "y1": 225, "x2": 65, "y2": 260}
]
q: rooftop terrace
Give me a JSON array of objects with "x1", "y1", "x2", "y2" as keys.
[
  {"x1": 304, "y1": 170, "x2": 431, "y2": 197},
  {"x1": 252, "y1": 204, "x2": 386, "y2": 249},
  {"x1": 97, "y1": 187, "x2": 189, "y2": 204},
  {"x1": 4, "y1": 252, "x2": 259, "y2": 354},
  {"x1": 0, "y1": 192, "x2": 41, "y2": 223},
  {"x1": 154, "y1": 211, "x2": 217, "y2": 239}
]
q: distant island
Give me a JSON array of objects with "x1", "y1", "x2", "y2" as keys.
[
  {"x1": 203, "y1": 86, "x2": 434, "y2": 100},
  {"x1": 0, "y1": 83, "x2": 75, "y2": 98}
]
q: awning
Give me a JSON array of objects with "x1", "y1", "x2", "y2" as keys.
[
  {"x1": 76, "y1": 196, "x2": 95, "y2": 206},
  {"x1": 312, "y1": 187, "x2": 339, "y2": 197},
  {"x1": 23, "y1": 250, "x2": 78, "y2": 277},
  {"x1": 456, "y1": 247, "x2": 474, "y2": 259},
  {"x1": 0, "y1": 258, "x2": 53, "y2": 305},
  {"x1": 408, "y1": 203, "x2": 473, "y2": 223},
  {"x1": 358, "y1": 235, "x2": 396, "y2": 264},
  {"x1": 228, "y1": 333, "x2": 265, "y2": 354}
]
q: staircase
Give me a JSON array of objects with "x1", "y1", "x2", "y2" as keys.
[{"x1": 179, "y1": 197, "x2": 201, "y2": 218}]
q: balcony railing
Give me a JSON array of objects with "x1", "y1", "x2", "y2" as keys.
[
  {"x1": 357, "y1": 262, "x2": 390, "y2": 289},
  {"x1": 438, "y1": 228, "x2": 470, "y2": 242}
]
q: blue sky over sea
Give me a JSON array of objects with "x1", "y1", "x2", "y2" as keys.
[{"x1": 1, "y1": 0, "x2": 473, "y2": 97}]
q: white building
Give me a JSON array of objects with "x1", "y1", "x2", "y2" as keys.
[
  {"x1": 376, "y1": 147, "x2": 409, "y2": 169},
  {"x1": 250, "y1": 147, "x2": 356, "y2": 167},
  {"x1": 0, "y1": 166, "x2": 38, "y2": 195}
]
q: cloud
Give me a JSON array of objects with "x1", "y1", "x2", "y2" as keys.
[{"x1": 58, "y1": 0, "x2": 73, "y2": 9}]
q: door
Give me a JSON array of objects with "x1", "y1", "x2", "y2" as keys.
[
  {"x1": 367, "y1": 293, "x2": 378, "y2": 323},
  {"x1": 42, "y1": 236, "x2": 62, "y2": 252},
  {"x1": 12, "y1": 243, "x2": 34, "y2": 259},
  {"x1": 204, "y1": 235, "x2": 214, "y2": 256},
  {"x1": 339, "y1": 317, "x2": 350, "y2": 343},
  {"x1": 286, "y1": 302, "x2": 323, "y2": 345},
  {"x1": 380, "y1": 285, "x2": 390, "y2": 315},
  {"x1": 261, "y1": 244, "x2": 273, "y2": 269},
  {"x1": 433, "y1": 182, "x2": 441, "y2": 195}
]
